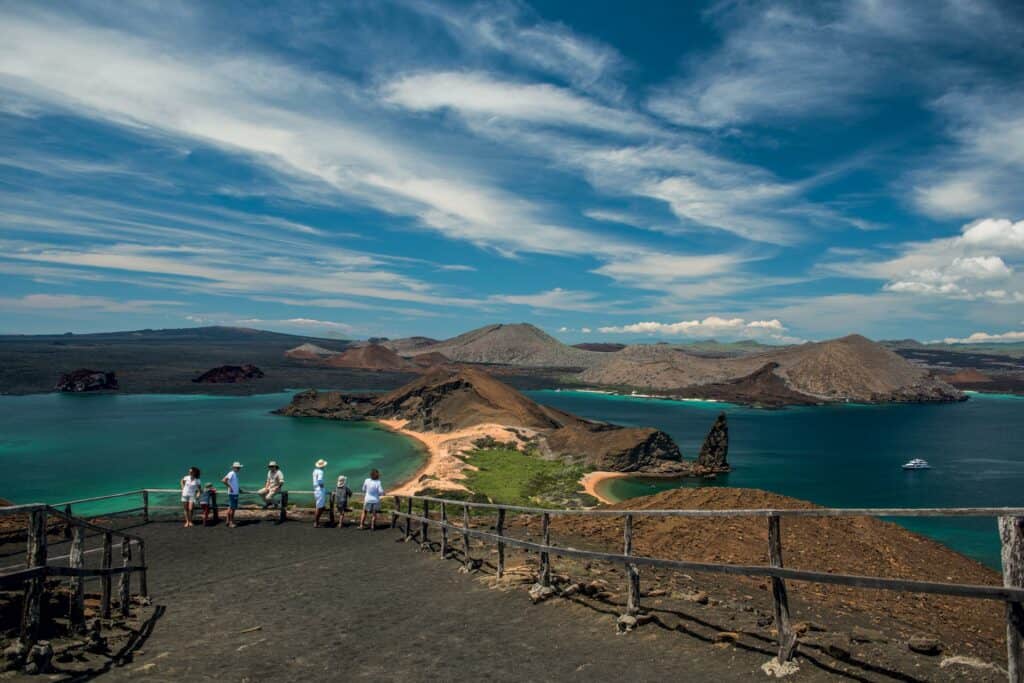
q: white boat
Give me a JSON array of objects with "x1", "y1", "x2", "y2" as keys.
[{"x1": 902, "y1": 458, "x2": 931, "y2": 470}]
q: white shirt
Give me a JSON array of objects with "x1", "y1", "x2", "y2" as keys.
[
  {"x1": 362, "y1": 478, "x2": 384, "y2": 503},
  {"x1": 224, "y1": 470, "x2": 240, "y2": 495},
  {"x1": 265, "y1": 469, "x2": 284, "y2": 490},
  {"x1": 312, "y1": 468, "x2": 324, "y2": 489},
  {"x1": 181, "y1": 475, "x2": 201, "y2": 498}
]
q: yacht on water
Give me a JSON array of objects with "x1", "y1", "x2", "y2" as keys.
[{"x1": 902, "y1": 458, "x2": 931, "y2": 470}]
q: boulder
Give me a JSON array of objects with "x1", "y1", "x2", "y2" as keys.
[
  {"x1": 55, "y1": 369, "x2": 118, "y2": 392},
  {"x1": 694, "y1": 412, "x2": 729, "y2": 473},
  {"x1": 907, "y1": 634, "x2": 943, "y2": 656},
  {"x1": 192, "y1": 364, "x2": 264, "y2": 383}
]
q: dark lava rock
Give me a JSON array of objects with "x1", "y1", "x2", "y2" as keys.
[
  {"x1": 55, "y1": 369, "x2": 118, "y2": 392},
  {"x1": 192, "y1": 364, "x2": 264, "y2": 383},
  {"x1": 694, "y1": 412, "x2": 729, "y2": 474}
]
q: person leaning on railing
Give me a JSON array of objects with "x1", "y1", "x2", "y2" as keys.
[
  {"x1": 221, "y1": 461, "x2": 243, "y2": 528},
  {"x1": 258, "y1": 460, "x2": 284, "y2": 509}
]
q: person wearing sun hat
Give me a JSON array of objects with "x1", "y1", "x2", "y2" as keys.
[
  {"x1": 258, "y1": 460, "x2": 284, "y2": 509},
  {"x1": 312, "y1": 459, "x2": 328, "y2": 527},
  {"x1": 221, "y1": 461, "x2": 243, "y2": 528}
]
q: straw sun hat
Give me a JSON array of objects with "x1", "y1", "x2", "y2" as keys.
[{"x1": 315, "y1": 459, "x2": 328, "y2": 468}]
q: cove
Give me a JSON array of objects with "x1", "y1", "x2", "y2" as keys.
[{"x1": 529, "y1": 390, "x2": 1024, "y2": 569}]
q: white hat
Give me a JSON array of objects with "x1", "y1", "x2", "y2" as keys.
[
  {"x1": 315, "y1": 459, "x2": 328, "y2": 468},
  {"x1": 232, "y1": 461, "x2": 243, "y2": 468},
  {"x1": 267, "y1": 461, "x2": 279, "y2": 468}
]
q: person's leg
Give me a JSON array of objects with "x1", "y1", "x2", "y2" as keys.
[
  {"x1": 359, "y1": 508, "x2": 367, "y2": 529},
  {"x1": 314, "y1": 505, "x2": 323, "y2": 527},
  {"x1": 370, "y1": 506, "x2": 377, "y2": 530},
  {"x1": 338, "y1": 510, "x2": 345, "y2": 529},
  {"x1": 182, "y1": 500, "x2": 189, "y2": 527},
  {"x1": 202, "y1": 505, "x2": 210, "y2": 526}
]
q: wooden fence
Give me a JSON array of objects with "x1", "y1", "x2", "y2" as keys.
[
  {"x1": 4, "y1": 489, "x2": 1022, "y2": 680},
  {"x1": 390, "y1": 495, "x2": 1024, "y2": 680},
  {"x1": 0, "y1": 502, "x2": 148, "y2": 650}
]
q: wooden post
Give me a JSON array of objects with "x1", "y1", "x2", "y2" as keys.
[
  {"x1": 462, "y1": 504, "x2": 471, "y2": 572},
  {"x1": 69, "y1": 526, "x2": 86, "y2": 632},
  {"x1": 64, "y1": 504, "x2": 73, "y2": 540},
  {"x1": 100, "y1": 532, "x2": 112, "y2": 620},
  {"x1": 118, "y1": 537, "x2": 131, "y2": 618},
  {"x1": 540, "y1": 512, "x2": 551, "y2": 587},
  {"x1": 278, "y1": 491, "x2": 287, "y2": 523},
  {"x1": 440, "y1": 503, "x2": 449, "y2": 558},
  {"x1": 496, "y1": 508, "x2": 506, "y2": 579},
  {"x1": 211, "y1": 489, "x2": 220, "y2": 524},
  {"x1": 768, "y1": 514, "x2": 797, "y2": 662},
  {"x1": 390, "y1": 496, "x2": 399, "y2": 529},
  {"x1": 137, "y1": 539, "x2": 149, "y2": 598},
  {"x1": 142, "y1": 490, "x2": 149, "y2": 523},
  {"x1": 624, "y1": 514, "x2": 640, "y2": 616},
  {"x1": 421, "y1": 500, "x2": 430, "y2": 547},
  {"x1": 999, "y1": 516, "x2": 1024, "y2": 683},
  {"x1": 328, "y1": 491, "x2": 336, "y2": 527},
  {"x1": 20, "y1": 509, "x2": 47, "y2": 644},
  {"x1": 405, "y1": 497, "x2": 413, "y2": 542}
]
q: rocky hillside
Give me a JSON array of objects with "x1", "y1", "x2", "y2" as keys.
[
  {"x1": 323, "y1": 343, "x2": 419, "y2": 372},
  {"x1": 285, "y1": 343, "x2": 344, "y2": 360},
  {"x1": 192, "y1": 364, "x2": 264, "y2": 383},
  {"x1": 279, "y1": 367, "x2": 713, "y2": 474},
  {"x1": 579, "y1": 335, "x2": 963, "y2": 404},
  {"x1": 411, "y1": 323, "x2": 601, "y2": 368}
]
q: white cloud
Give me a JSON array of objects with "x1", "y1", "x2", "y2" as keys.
[
  {"x1": 598, "y1": 316, "x2": 791, "y2": 341},
  {"x1": 489, "y1": 288, "x2": 613, "y2": 312},
  {"x1": 234, "y1": 317, "x2": 357, "y2": 334},
  {"x1": 937, "y1": 330, "x2": 1024, "y2": 344},
  {"x1": 0, "y1": 293, "x2": 182, "y2": 313}
]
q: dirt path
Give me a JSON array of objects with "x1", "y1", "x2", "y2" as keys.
[{"x1": 93, "y1": 520, "x2": 798, "y2": 682}]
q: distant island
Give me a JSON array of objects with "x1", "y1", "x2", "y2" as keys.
[{"x1": 2, "y1": 323, "x2": 1021, "y2": 400}]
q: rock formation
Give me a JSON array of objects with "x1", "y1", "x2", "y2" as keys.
[
  {"x1": 324, "y1": 344, "x2": 419, "y2": 372},
  {"x1": 410, "y1": 323, "x2": 601, "y2": 368},
  {"x1": 192, "y1": 364, "x2": 264, "y2": 383},
  {"x1": 279, "y1": 367, "x2": 700, "y2": 475},
  {"x1": 694, "y1": 412, "x2": 730, "y2": 474},
  {"x1": 285, "y1": 343, "x2": 344, "y2": 360},
  {"x1": 55, "y1": 369, "x2": 118, "y2": 392}
]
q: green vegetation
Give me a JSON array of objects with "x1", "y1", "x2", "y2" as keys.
[{"x1": 460, "y1": 447, "x2": 598, "y2": 508}]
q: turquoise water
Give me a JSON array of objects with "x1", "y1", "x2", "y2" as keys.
[
  {"x1": 0, "y1": 392, "x2": 425, "y2": 515},
  {"x1": 528, "y1": 390, "x2": 1024, "y2": 569}
]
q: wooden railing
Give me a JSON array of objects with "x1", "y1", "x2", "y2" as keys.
[
  {"x1": 0, "y1": 502, "x2": 149, "y2": 651},
  {"x1": 390, "y1": 495, "x2": 1024, "y2": 680}
]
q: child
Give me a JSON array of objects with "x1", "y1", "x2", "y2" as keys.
[
  {"x1": 199, "y1": 483, "x2": 216, "y2": 526},
  {"x1": 335, "y1": 475, "x2": 352, "y2": 529}
]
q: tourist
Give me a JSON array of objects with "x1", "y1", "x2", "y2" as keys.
[
  {"x1": 313, "y1": 459, "x2": 327, "y2": 527},
  {"x1": 360, "y1": 469, "x2": 384, "y2": 530},
  {"x1": 258, "y1": 460, "x2": 284, "y2": 508},
  {"x1": 199, "y1": 483, "x2": 216, "y2": 526},
  {"x1": 180, "y1": 466, "x2": 201, "y2": 528},
  {"x1": 221, "y1": 461, "x2": 243, "y2": 528},
  {"x1": 335, "y1": 475, "x2": 352, "y2": 529}
]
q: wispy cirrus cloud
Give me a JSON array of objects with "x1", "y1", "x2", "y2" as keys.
[
  {"x1": 0, "y1": 293, "x2": 182, "y2": 313},
  {"x1": 598, "y1": 316, "x2": 800, "y2": 343}
]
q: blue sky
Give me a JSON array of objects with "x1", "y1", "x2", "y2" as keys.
[{"x1": 1, "y1": 0, "x2": 1024, "y2": 344}]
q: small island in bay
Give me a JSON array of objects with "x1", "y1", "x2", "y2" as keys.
[
  {"x1": 191, "y1": 364, "x2": 265, "y2": 383},
  {"x1": 55, "y1": 368, "x2": 119, "y2": 392}
]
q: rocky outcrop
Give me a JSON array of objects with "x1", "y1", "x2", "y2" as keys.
[
  {"x1": 55, "y1": 369, "x2": 118, "y2": 392},
  {"x1": 411, "y1": 323, "x2": 601, "y2": 368},
  {"x1": 192, "y1": 364, "x2": 264, "y2": 383},
  {"x1": 279, "y1": 367, "x2": 695, "y2": 475},
  {"x1": 678, "y1": 362, "x2": 819, "y2": 407},
  {"x1": 694, "y1": 412, "x2": 730, "y2": 474}
]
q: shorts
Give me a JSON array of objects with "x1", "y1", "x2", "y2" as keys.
[
  {"x1": 363, "y1": 501, "x2": 381, "y2": 513},
  {"x1": 181, "y1": 496, "x2": 194, "y2": 504},
  {"x1": 228, "y1": 494, "x2": 239, "y2": 510},
  {"x1": 314, "y1": 487, "x2": 326, "y2": 509}
]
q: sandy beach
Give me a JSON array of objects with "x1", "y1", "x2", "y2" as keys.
[
  {"x1": 580, "y1": 471, "x2": 628, "y2": 505},
  {"x1": 380, "y1": 419, "x2": 534, "y2": 496}
]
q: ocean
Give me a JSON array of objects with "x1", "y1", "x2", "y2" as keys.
[
  {"x1": 528, "y1": 390, "x2": 1024, "y2": 569},
  {"x1": 0, "y1": 392, "x2": 425, "y2": 515},
  {"x1": 2, "y1": 389, "x2": 1021, "y2": 568}
]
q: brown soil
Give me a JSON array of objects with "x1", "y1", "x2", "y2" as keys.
[
  {"x1": 943, "y1": 369, "x2": 993, "y2": 384},
  {"x1": 548, "y1": 488, "x2": 1004, "y2": 658}
]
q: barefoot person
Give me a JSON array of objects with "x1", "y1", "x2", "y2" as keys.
[
  {"x1": 312, "y1": 459, "x2": 327, "y2": 527},
  {"x1": 334, "y1": 475, "x2": 352, "y2": 529},
  {"x1": 360, "y1": 469, "x2": 384, "y2": 530},
  {"x1": 221, "y1": 461, "x2": 243, "y2": 528},
  {"x1": 258, "y1": 461, "x2": 284, "y2": 508},
  {"x1": 180, "y1": 467, "x2": 201, "y2": 528}
]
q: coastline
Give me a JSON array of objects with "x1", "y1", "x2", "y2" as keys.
[
  {"x1": 375, "y1": 418, "x2": 532, "y2": 496},
  {"x1": 580, "y1": 471, "x2": 628, "y2": 505}
]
